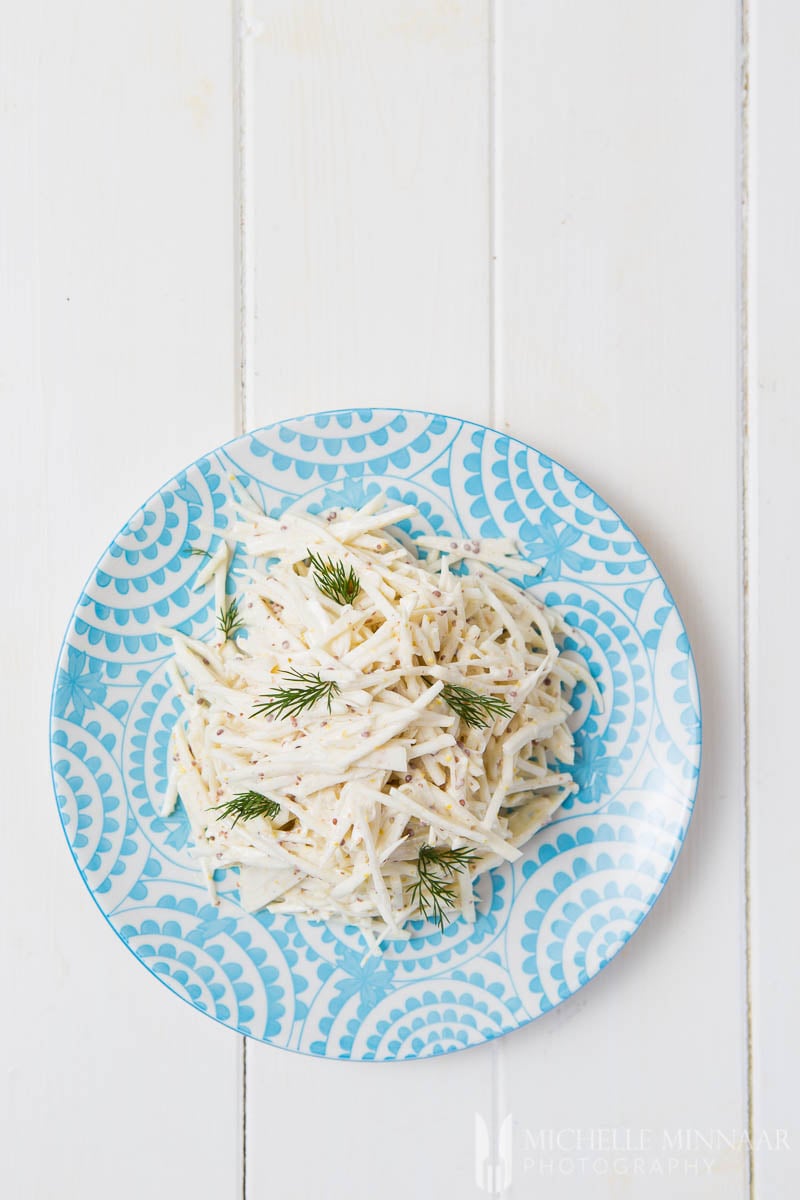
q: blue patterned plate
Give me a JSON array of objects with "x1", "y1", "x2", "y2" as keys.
[{"x1": 50, "y1": 409, "x2": 700, "y2": 1060}]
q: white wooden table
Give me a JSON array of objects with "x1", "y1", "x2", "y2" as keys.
[{"x1": 3, "y1": 2, "x2": 796, "y2": 1196}]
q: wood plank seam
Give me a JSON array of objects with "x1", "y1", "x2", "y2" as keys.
[
  {"x1": 489, "y1": 0, "x2": 501, "y2": 433},
  {"x1": 740, "y1": 2, "x2": 755, "y2": 1199},
  {"x1": 235, "y1": 0, "x2": 256, "y2": 436}
]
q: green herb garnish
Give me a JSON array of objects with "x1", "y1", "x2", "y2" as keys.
[
  {"x1": 250, "y1": 669, "x2": 340, "y2": 720},
  {"x1": 410, "y1": 845, "x2": 477, "y2": 929},
  {"x1": 214, "y1": 790, "x2": 280, "y2": 827},
  {"x1": 218, "y1": 597, "x2": 244, "y2": 641},
  {"x1": 307, "y1": 549, "x2": 361, "y2": 606},
  {"x1": 440, "y1": 684, "x2": 513, "y2": 729},
  {"x1": 184, "y1": 546, "x2": 212, "y2": 558}
]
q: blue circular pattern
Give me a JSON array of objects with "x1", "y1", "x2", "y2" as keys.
[{"x1": 49, "y1": 409, "x2": 701, "y2": 1060}]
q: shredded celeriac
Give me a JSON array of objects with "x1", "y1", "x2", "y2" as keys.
[{"x1": 164, "y1": 493, "x2": 594, "y2": 954}]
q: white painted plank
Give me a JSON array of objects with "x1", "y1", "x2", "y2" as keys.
[
  {"x1": 0, "y1": 4, "x2": 241, "y2": 1197},
  {"x1": 749, "y1": 0, "x2": 800, "y2": 1191},
  {"x1": 245, "y1": 3, "x2": 494, "y2": 1197},
  {"x1": 498, "y1": 3, "x2": 747, "y2": 1196},
  {"x1": 246, "y1": 0, "x2": 491, "y2": 426}
]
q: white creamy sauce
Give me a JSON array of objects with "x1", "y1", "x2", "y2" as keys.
[{"x1": 163, "y1": 493, "x2": 597, "y2": 954}]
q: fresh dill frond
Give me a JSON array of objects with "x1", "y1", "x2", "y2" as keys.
[
  {"x1": 250, "y1": 668, "x2": 341, "y2": 721},
  {"x1": 183, "y1": 545, "x2": 212, "y2": 558},
  {"x1": 410, "y1": 844, "x2": 477, "y2": 929},
  {"x1": 440, "y1": 683, "x2": 513, "y2": 729},
  {"x1": 218, "y1": 597, "x2": 244, "y2": 641},
  {"x1": 214, "y1": 790, "x2": 280, "y2": 827},
  {"x1": 306, "y1": 549, "x2": 361, "y2": 606}
]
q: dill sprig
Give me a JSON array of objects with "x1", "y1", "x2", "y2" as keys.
[
  {"x1": 250, "y1": 668, "x2": 340, "y2": 720},
  {"x1": 410, "y1": 845, "x2": 477, "y2": 930},
  {"x1": 306, "y1": 549, "x2": 361, "y2": 606},
  {"x1": 214, "y1": 790, "x2": 280, "y2": 827},
  {"x1": 218, "y1": 597, "x2": 244, "y2": 641},
  {"x1": 440, "y1": 683, "x2": 513, "y2": 729},
  {"x1": 183, "y1": 545, "x2": 212, "y2": 558}
]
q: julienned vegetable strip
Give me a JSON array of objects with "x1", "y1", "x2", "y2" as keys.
[{"x1": 165, "y1": 495, "x2": 596, "y2": 955}]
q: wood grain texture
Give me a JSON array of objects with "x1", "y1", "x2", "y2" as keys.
[
  {"x1": 749, "y1": 0, "x2": 800, "y2": 1191},
  {"x1": 496, "y1": 3, "x2": 747, "y2": 1196},
  {"x1": 0, "y1": 3, "x2": 240, "y2": 1197}
]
